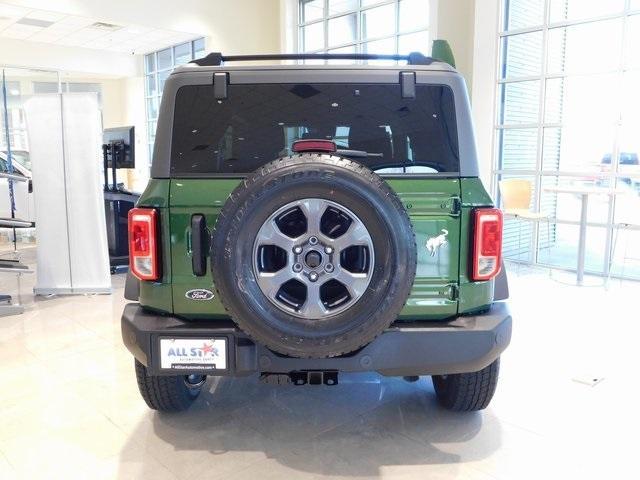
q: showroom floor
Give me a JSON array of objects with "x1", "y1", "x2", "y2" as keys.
[{"x1": 0, "y1": 246, "x2": 637, "y2": 479}]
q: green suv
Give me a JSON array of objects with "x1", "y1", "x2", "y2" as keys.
[{"x1": 122, "y1": 52, "x2": 511, "y2": 413}]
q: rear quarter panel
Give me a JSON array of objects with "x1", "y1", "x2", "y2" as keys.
[
  {"x1": 458, "y1": 177, "x2": 496, "y2": 314},
  {"x1": 136, "y1": 179, "x2": 173, "y2": 313}
]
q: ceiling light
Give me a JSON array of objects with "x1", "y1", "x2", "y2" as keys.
[{"x1": 17, "y1": 18, "x2": 54, "y2": 28}]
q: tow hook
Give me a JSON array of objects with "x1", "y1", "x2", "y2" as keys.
[{"x1": 260, "y1": 371, "x2": 339, "y2": 386}]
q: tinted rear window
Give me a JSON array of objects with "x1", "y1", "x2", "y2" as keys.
[{"x1": 170, "y1": 83, "x2": 459, "y2": 175}]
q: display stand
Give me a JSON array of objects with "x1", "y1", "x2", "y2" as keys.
[
  {"x1": 1, "y1": 71, "x2": 33, "y2": 316},
  {"x1": 102, "y1": 142, "x2": 121, "y2": 193},
  {"x1": 102, "y1": 130, "x2": 139, "y2": 272},
  {"x1": 0, "y1": 173, "x2": 34, "y2": 317}
]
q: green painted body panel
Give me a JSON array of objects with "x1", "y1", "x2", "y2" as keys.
[
  {"x1": 135, "y1": 176, "x2": 496, "y2": 320},
  {"x1": 387, "y1": 179, "x2": 461, "y2": 319},
  {"x1": 460, "y1": 177, "x2": 494, "y2": 207},
  {"x1": 137, "y1": 178, "x2": 171, "y2": 208}
]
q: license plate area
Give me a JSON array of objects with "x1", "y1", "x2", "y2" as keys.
[{"x1": 158, "y1": 337, "x2": 228, "y2": 372}]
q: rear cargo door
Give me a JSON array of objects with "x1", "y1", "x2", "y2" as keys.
[{"x1": 387, "y1": 178, "x2": 461, "y2": 319}]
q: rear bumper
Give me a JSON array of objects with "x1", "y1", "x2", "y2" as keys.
[{"x1": 121, "y1": 302, "x2": 512, "y2": 377}]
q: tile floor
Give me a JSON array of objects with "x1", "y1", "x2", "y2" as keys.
[{"x1": 0, "y1": 247, "x2": 638, "y2": 479}]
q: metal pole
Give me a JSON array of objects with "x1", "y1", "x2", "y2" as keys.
[
  {"x1": 1, "y1": 70, "x2": 18, "y2": 251},
  {"x1": 576, "y1": 193, "x2": 589, "y2": 285}
]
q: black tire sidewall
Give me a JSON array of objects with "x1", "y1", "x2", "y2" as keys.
[{"x1": 211, "y1": 155, "x2": 416, "y2": 358}]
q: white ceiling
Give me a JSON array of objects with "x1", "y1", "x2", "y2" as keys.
[{"x1": 0, "y1": 2, "x2": 202, "y2": 54}]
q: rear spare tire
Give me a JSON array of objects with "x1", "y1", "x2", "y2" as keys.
[{"x1": 211, "y1": 154, "x2": 416, "y2": 358}]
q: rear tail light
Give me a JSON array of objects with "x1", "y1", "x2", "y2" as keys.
[
  {"x1": 471, "y1": 208, "x2": 503, "y2": 281},
  {"x1": 128, "y1": 208, "x2": 160, "y2": 281}
]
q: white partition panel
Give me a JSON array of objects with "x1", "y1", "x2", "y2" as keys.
[{"x1": 25, "y1": 93, "x2": 111, "y2": 295}]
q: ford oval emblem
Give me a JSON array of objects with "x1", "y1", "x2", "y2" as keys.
[{"x1": 185, "y1": 289, "x2": 215, "y2": 301}]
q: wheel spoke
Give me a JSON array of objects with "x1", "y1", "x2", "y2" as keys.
[
  {"x1": 298, "y1": 282, "x2": 328, "y2": 318},
  {"x1": 331, "y1": 221, "x2": 370, "y2": 252},
  {"x1": 256, "y1": 219, "x2": 296, "y2": 251},
  {"x1": 255, "y1": 268, "x2": 292, "y2": 300},
  {"x1": 334, "y1": 267, "x2": 370, "y2": 298},
  {"x1": 298, "y1": 198, "x2": 327, "y2": 236}
]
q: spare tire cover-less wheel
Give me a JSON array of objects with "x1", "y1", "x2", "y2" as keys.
[{"x1": 211, "y1": 154, "x2": 416, "y2": 358}]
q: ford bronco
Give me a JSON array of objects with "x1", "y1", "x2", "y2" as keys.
[{"x1": 122, "y1": 52, "x2": 512, "y2": 413}]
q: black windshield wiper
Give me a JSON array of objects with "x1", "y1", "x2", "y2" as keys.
[{"x1": 335, "y1": 149, "x2": 384, "y2": 158}]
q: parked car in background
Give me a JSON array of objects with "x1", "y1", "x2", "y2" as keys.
[
  {"x1": 600, "y1": 152, "x2": 640, "y2": 192},
  {"x1": 0, "y1": 150, "x2": 35, "y2": 223}
]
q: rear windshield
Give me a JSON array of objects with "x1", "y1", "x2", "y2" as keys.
[{"x1": 170, "y1": 83, "x2": 459, "y2": 175}]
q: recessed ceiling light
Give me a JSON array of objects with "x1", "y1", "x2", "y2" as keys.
[{"x1": 17, "y1": 18, "x2": 54, "y2": 28}]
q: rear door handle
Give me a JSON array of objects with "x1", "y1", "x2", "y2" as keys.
[{"x1": 191, "y1": 214, "x2": 208, "y2": 276}]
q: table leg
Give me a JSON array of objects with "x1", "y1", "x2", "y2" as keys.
[{"x1": 577, "y1": 193, "x2": 589, "y2": 285}]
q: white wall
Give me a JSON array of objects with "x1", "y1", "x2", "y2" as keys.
[
  {"x1": 436, "y1": 0, "x2": 476, "y2": 92},
  {"x1": 470, "y1": 0, "x2": 501, "y2": 188},
  {"x1": 99, "y1": 79, "x2": 125, "y2": 128},
  {"x1": 121, "y1": 72, "x2": 148, "y2": 192},
  {"x1": 280, "y1": 0, "x2": 298, "y2": 52}
]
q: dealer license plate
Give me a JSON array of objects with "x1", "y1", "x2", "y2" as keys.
[{"x1": 160, "y1": 338, "x2": 227, "y2": 370}]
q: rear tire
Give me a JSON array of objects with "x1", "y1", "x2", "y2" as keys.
[
  {"x1": 432, "y1": 358, "x2": 500, "y2": 411},
  {"x1": 134, "y1": 360, "x2": 205, "y2": 412}
]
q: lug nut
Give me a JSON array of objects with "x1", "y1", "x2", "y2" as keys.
[
  {"x1": 325, "y1": 263, "x2": 334, "y2": 272},
  {"x1": 308, "y1": 236, "x2": 318, "y2": 245},
  {"x1": 293, "y1": 263, "x2": 303, "y2": 272},
  {"x1": 324, "y1": 246, "x2": 333, "y2": 254},
  {"x1": 293, "y1": 246, "x2": 303, "y2": 254},
  {"x1": 309, "y1": 272, "x2": 318, "y2": 282}
]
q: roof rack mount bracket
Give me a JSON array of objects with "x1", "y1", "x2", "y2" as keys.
[
  {"x1": 400, "y1": 71, "x2": 416, "y2": 99},
  {"x1": 214, "y1": 72, "x2": 229, "y2": 99}
]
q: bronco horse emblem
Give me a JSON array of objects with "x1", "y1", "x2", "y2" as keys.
[{"x1": 426, "y1": 229, "x2": 448, "y2": 257}]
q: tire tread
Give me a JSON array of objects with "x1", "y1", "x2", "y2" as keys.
[
  {"x1": 432, "y1": 358, "x2": 500, "y2": 411},
  {"x1": 134, "y1": 360, "x2": 200, "y2": 412}
]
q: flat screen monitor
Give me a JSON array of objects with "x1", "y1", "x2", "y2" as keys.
[{"x1": 103, "y1": 126, "x2": 135, "y2": 169}]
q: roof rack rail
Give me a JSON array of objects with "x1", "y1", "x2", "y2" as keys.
[{"x1": 190, "y1": 52, "x2": 437, "y2": 67}]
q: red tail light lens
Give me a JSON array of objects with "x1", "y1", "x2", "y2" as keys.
[
  {"x1": 128, "y1": 208, "x2": 160, "y2": 281},
  {"x1": 472, "y1": 208, "x2": 503, "y2": 281}
]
